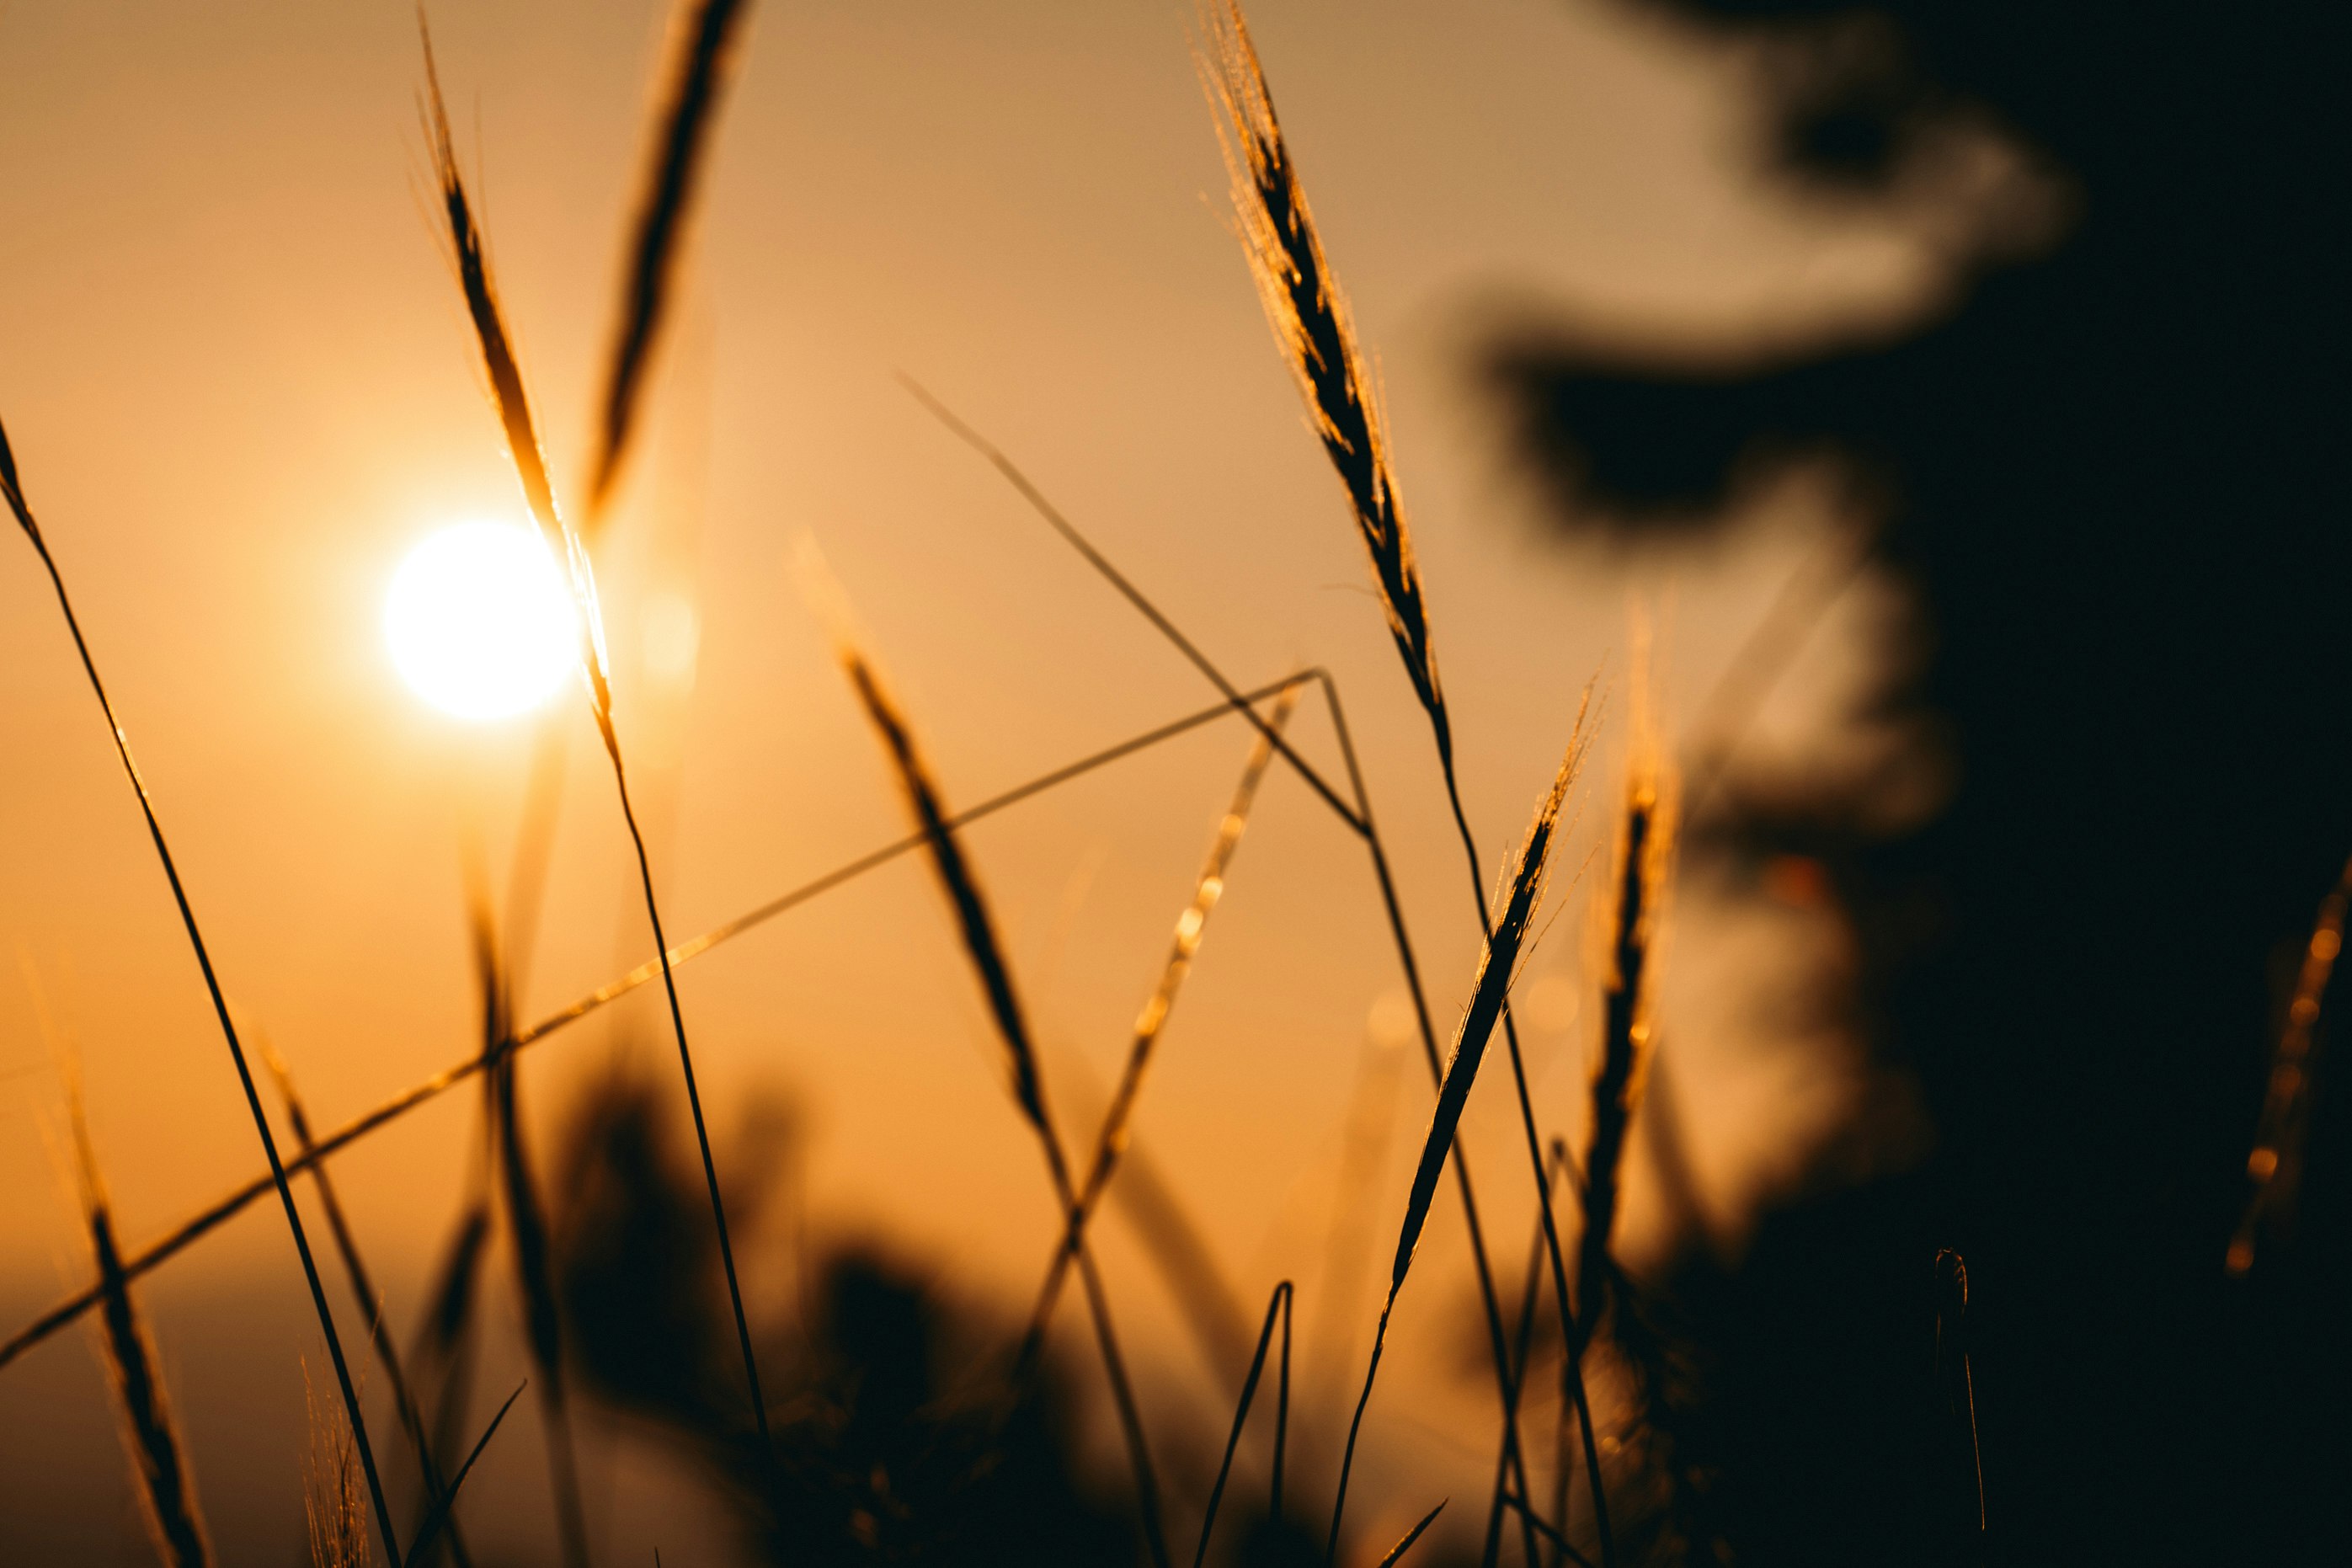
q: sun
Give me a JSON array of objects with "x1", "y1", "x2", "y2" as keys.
[{"x1": 384, "y1": 520, "x2": 579, "y2": 721}]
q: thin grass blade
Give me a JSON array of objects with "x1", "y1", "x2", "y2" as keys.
[
  {"x1": 0, "y1": 678, "x2": 1309, "y2": 1373},
  {"x1": 1193, "y1": 1280, "x2": 1293, "y2": 1568},
  {"x1": 404, "y1": 1380, "x2": 527, "y2": 1568},
  {"x1": 1331, "y1": 723, "x2": 1586, "y2": 1560},
  {"x1": 2, "y1": 411, "x2": 398, "y2": 1561},
  {"x1": 467, "y1": 903, "x2": 590, "y2": 1568},
  {"x1": 1025, "y1": 685, "x2": 1297, "y2": 1353},
  {"x1": 587, "y1": 0, "x2": 754, "y2": 520},
  {"x1": 419, "y1": 20, "x2": 770, "y2": 1469},
  {"x1": 1373, "y1": 1501, "x2": 1447, "y2": 1568},
  {"x1": 64, "y1": 1064, "x2": 213, "y2": 1568},
  {"x1": 260, "y1": 1039, "x2": 475, "y2": 1568},
  {"x1": 808, "y1": 551, "x2": 1171, "y2": 1568}
]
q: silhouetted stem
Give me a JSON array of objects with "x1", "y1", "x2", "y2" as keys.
[
  {"x1": 0, "y1": 678, "x2": 1314, "y2": 1373},
  {"x1": 0, "y1": 428, "x2": 400, "y2": 1563}
]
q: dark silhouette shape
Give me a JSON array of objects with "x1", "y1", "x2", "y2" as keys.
[
  {"x1": 1488, "y1": 3, "x2": 2351, "y2": 1561},
  {"x1": 554, "y1": 1067, "x2": 1140, "y2": 1565}
]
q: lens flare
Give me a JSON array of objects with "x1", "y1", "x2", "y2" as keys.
[{"x1": 384, "y1": 520, "x2": 577, "y2": 721}]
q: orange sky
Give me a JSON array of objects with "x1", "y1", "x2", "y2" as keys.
[{"x1": 0, "y1": 2, "x2": 1957, "y2": 1559}]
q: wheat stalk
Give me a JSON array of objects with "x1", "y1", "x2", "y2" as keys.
[
  {"x1": 0, "y1": 676, "x2": 1315, "y2": 1372},
  {"x1": 805, "y1": 547, "x2": 1173, "y2": 1568},
  {"x1": 1331, "y1": 714, "x2": 1590, "y2": 1560},
  {"x1": 2, "y1": 410, "x2": 399, "y2": 1560},
  {"x1": 1194, "y1": 1279, "x2": 1293, "y2": 1568},
  {"x1": 586, "y1": 0, "x2": 755, "y2": 521},
  {"x1": 419, "y1": 23, "x2": 771, "y2": 1472},
  {"x1": 1197, "y1": 8, "x2": 1615, "y2": 1555},
  {"x1": 1021, "y1": 682, "x2": 1298, "y2": 1357},
  {"x1": 465, "y1": 901, "x2": 590, "y2": 1568},
  {"x1": 902, "y1": 387, "x2": 1552, "y2": 1547},
  {"x1": 1574, "y1": 753, "x2": 1675, "y2": 1340},
  {"x1": 259, "y1": 1037, "x2": 477, "y2": 1568},
  {"x1": 1195, "y1": 2, "x2": 1445, "y2": 755},
  {"x1": 63, "y1": 1068, "x2": 214, "y2": 1568}
]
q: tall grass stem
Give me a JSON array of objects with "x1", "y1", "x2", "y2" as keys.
[
  {"x1": 0, "y1": 678, "x2": 1315, "y2": 1371},
  {"x1": 902, "y1": 384, "x2": 1550, "y2": 1555},
  {"x1": 260, "y1": 1041, "x2": 476, "y2": 1568},
  {"x1": 1021, "y1": 686, "x2": 1297, "y2": 1355},
  {"x1": 1, "y1": 414, "x2": 399, "y2": 1562},
  {"x1": 422, "y1": 24, "x2": 771, "y2": 1465}
]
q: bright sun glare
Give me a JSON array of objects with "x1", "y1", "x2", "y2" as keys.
[{"x1": 385, "y1": 520, "x2": 578, "y2": 722}]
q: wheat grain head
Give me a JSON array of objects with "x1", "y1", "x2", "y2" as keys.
[{"x1": 1197, "y1": 0, "x2": 1448, "y2": 762}]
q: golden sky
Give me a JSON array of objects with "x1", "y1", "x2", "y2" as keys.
[{"x1": 0, "y1": 1, "x2": 1957, "y2": 1558}]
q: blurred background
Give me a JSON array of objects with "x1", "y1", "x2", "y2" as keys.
[{"x1": 1, "y1": 1, "x2": 2342, "y2": 1562}]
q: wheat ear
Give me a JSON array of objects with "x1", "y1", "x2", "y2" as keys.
[
  {"x1": 64, "y1": 1069, "x2": 213, "y2": 1568},
  {"x1": 1197, "y1": 8, "x2": 1614, "y2": 1553},
  {"x1": 419, "y1": 21, "x2": 771, "y2": 1470},
  {"x1": 1020, "y1": 683, "x2": 1298, "y2": 1357},
  {"x1": 804, "y1": 546, "x2": 1172, "y2": 1568},
  {"x1": 1331, "y1": 716, "x2": 1589, "y2": 1560},
  {"x1": 2, "y1": 409, "x2": 399, "y2": 1560},
  {"x1": 586, "y1": 0, "x2": 755, "y2": 521}
]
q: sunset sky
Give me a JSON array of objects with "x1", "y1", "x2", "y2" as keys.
[{"x1": 0, "y1": 2, "x2": 1962, "y2": 1558}]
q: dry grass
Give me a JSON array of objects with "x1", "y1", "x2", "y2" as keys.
[
  {"x1": 1196, "y1": 0, "x2": 1446, "y2": 758},
  {"x1": 806, "y1": 546, "x2": 1174, "y2": 1567},
  {"x1": 304, "y1": 1363, "x2": 369, "y2": 1568},
  {"x1": 3, "y1": 408, "x2": 398, "y2": 1560},
  {"x1": 65, "y1": 1065, "x2": 214, "y2": 1568},
  {"x1": 259, "y1": 1037, "x2": 477, "y2": 1568},
  {"x1": 1193, "y1": 1280, "x2": 1293, "y2": 1567},
  {"x1": 419, "y1": 17, "x2": 773, "y2": 1469},
  {"x1": 587, "y1": 0, "x2": 755, "y2": 523},
  {"x1": 1197, "y1": 10, "x2": 1617, "y2": 1555},
  {"x1": 1021, "y1": 683, "x2": 1300, "y2": 1354},
  {"x1": 1331, "y1": 708, "x2": 1592, "y2": 1558},
  {"x1": 0, "y1": 8, "x2": 1920, "y2": 1563},
  {"x1": 904, "y1": 385, "x2": 1555, "y2": 1555}
]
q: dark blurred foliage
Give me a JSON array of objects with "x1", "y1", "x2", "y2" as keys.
[
  {"x1": 1490, "y1": 2, "x2": 2352, "y2": 1561},
  {"x1": 551, "y1": 1065, "x2": 1139, "y2": 1565}
]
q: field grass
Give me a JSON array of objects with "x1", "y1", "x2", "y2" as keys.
[{"x1": 0, "y1": 3, "x2": 2034, "y2": 1565}]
